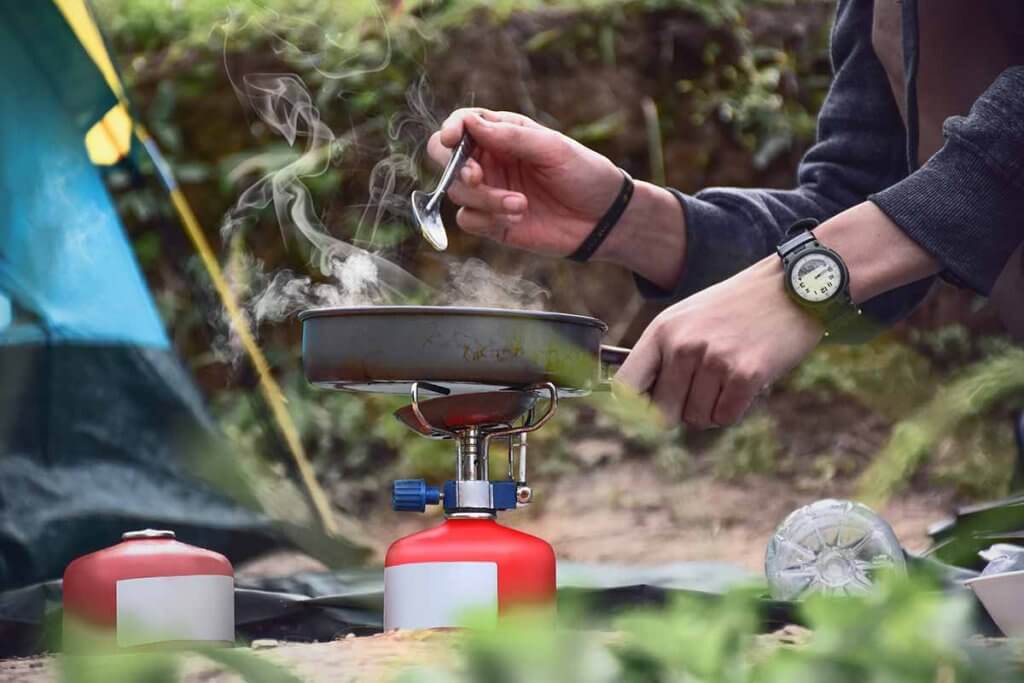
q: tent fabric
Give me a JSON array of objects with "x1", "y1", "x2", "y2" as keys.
[
  {"x1": 0, "y1": 1, "x2": 281, "y2": 592},
  {"x1": 0, "y1": 343, "x2": 280, "y2": 590},
  {"x1": 0, "y1": 2, "x2": 165, "y2": 347}
]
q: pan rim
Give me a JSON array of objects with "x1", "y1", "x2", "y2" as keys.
[{"x1": 298, "y1": 305, "x2": 609, "y2": 331}]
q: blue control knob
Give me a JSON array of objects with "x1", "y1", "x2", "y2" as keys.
[{"x1": 392, "y1": 479, "x2": 441, "y2": 512}]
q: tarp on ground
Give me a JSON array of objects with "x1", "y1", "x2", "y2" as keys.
[
  {"x1": 0, "y1": 1, "x2": 279, "y2": 592},
  {"x1": 0, "y1": 559, "x2": 998, "y2": 657}
]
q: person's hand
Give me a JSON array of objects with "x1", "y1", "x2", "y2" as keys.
[
  {"x1": 615, "y1": 256, "x2": 824, "y2": 428},
  {"x1": 426, "y1": 108, "x2": 624, "y2": 257}
]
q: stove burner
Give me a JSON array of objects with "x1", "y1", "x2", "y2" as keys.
[
  {"x1": 390, "y1": 382, "x2": 557, "y2": 516},
  {"x1": 394, "y1": 390, "x2": 538, "y2": 435}
]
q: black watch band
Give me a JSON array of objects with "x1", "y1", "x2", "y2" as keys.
[
  {"x1": 777, "y1": 220, "x2": 879, "y2": 344},
  {"x1": 568, "y1": 169, "x2": 634, "y2": 263}
]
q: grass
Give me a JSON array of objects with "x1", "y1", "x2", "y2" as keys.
[
  {"x1": 710, "y1": 412, "x2": 781, "y2": 481},
  {"x1": 859, "y1": 346, "x2": 1024, "y2": 506},
  {"x1": 395, "y1": 574, "x2": 1014, "y2": 683},
  {"x1": 57, "y1": 574, "x2": 1015, "y2": 683}
]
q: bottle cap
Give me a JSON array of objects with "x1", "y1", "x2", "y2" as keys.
[{"x1": 121, "y1": 529, "x2": 176, "y2": 540}]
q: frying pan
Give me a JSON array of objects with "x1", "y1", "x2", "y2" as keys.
[{"x1": 299, "y1": 305, "x2": 629, "y2": 396}]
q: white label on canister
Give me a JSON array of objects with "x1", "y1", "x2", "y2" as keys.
[
  {"x1": 115, "y1": 575, "x2": 234, "y2": 647},
  {"x1": 384, "y1": 562, "x2": 497, "y2": 630}
]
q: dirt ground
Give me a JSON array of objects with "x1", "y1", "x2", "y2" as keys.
[
  {"x1": 367, "y1": 460, "x2": 953, "y2": 571},
  {"x1": 0, "y1": 460, "x2": 956, "y2": 682}
]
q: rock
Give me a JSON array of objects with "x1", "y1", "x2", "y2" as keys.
[{"x1": 251, "y1": 639, "x2": 279, "y2": 650}]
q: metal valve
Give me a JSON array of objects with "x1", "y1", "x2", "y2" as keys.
[{"x1": 392, "y1": 479, "x2": 441, "y2": 512}]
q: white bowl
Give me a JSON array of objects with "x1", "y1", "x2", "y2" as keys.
[{"x1": 964, "y1": 569, "x2": 1024, "y2": 637}]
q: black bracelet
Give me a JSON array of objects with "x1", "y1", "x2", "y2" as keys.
[{"x1": 567, "y1": 169, "x2": 635, "y2": 263}]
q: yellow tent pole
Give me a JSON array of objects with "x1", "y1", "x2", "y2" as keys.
[
  {"x1": 54, "y1": 0, "x2": 339, "y2": 535},
  {"x1": 138, "y1": 127, "x2": 339, "y2": 536}
]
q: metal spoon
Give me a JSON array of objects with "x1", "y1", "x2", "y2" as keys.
[{"x1": 411, "y1": 132, "x2": 475, "y2": 251}]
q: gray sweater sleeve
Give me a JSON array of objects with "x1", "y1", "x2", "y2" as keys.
[
  {"x1": 870, "y1": 67, "x2": 1024, "y2": 294},
  {"x1": 640, "y1": 0, "x2": 932, "y2": 322}
]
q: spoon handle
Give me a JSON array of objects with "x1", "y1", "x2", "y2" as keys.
[{"x1": 426, "y1": 132, "x2": 475, "y2": 213}]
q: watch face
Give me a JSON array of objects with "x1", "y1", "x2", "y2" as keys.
[{"x1": 790, "y1": 252, "x2": 843, "y2": 302}]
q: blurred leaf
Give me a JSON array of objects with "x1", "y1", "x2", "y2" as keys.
[
  {"x1": 200, "y1": 646, "x2": 303, "y2": 683},
  {"x1": 568, "y1": 113, "x2": 626, "y2": 144},
  {"x1": 859, "y1": 347, "x2": 1024, "y2": 505},
  {"x1": 711, "y1": 412, "x2": 781, "y2": 481}
]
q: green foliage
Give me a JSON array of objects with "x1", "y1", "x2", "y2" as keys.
[
  {"x1": 783, "y1": 577, "x2": 1004, "y2": 682},
  {"x1": 397, "y1": 576, "x2": 1015, "y2": 683},
  {"x1": 59, "y1": 645, "x2": 301, "y2": 683},
  {"x1": 710, "y1": 412, "x2": 781, "y2": 480},
  {"x1": 785, "y1": 337, "x2": 935, "y2": 417},
  {"x1": 681, "y1": 45, "x2": 820, "y2": 169},
  {"x1": 859, "y1": 346, "x2": 1024, "y2": 505},
  {"x1": 55, "y1": 576, "x2": 1020, "y2": 683},
  {"x1": 615, "y1": 588, "x2": 762, "y2": 681},
  {"x1": 59, "y1": 615, "x2": 302, "y2": 683},
  {"x1": 930, "y1": 415, "x2": 1018, "y2": 500}
]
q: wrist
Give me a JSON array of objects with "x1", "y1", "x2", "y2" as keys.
[
  {"x1": 754, "y1": 255, "x2": 826, "y2": 337},
  {"x1": 812, "y1": 202, "x2": 940, "y2": 304},
  {"x1": 594, "y1": 180, "x2": 686, "y2": 290}
]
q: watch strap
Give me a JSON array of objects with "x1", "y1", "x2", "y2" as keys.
[
  {"x1": 785, "y1": 217, "x2": 821, "y2": 239},
  {"x1": 820, "y1": 296, "x2": 881, "y2": 344}
]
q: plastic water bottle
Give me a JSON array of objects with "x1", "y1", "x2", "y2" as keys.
[{"x1": 765, "y1": 499, "x2": 906, "y2": 600}]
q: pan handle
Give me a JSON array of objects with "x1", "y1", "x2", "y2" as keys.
[
  {"x1": 600, "y1": 344, "x2": 630, "y2": 369},
  {"x1": 598, "y1": 344, "x2": 631, "y2": 386}
]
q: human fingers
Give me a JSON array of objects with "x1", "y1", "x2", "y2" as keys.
[
  {"x1": 681, "y1": 358, "x2": 724, "y2": 429},
  {"x1": 712, "y1": 364, "x2": 764, "y2": 426},
  {"x1": 649, "y1": 345, "x2": 698, "y2": 425},
  {"x1": 455, "y1": 207, "x2": 522, "y2": 240},
  {"x1": 439, "y1": 108, "x2": 544, "y2": 146},
  {"x1": 461, "y1": 113, "x2": 567, "y2": 166},
  {"x1": 447, "y1": 180, "x2": 527, "y2": 215}
]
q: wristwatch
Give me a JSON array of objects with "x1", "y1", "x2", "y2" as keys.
[{"x1": 776, "y1": 218, "x2": 871, "y2": 344}]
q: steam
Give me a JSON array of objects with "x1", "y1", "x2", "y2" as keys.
[
  {"x1": 213, "y1": 4, "x2": 550, "y2": 363},
  {"x1": 440, "y1": 258, "x2": 549, "y2": 310},
  {"x1": 221, "y1": 72, "x2": 422, "y2": 301}
]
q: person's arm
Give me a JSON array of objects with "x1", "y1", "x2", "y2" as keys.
[
  {"x1": 614, "y1": 200, "x2": 940, "y2": 430},
  {"x1": 869, "y1": 66, "x2": 1024, "y2": 294},
  {"x1": 612, "y1": 0, "x2": 931, "y2": 322}
]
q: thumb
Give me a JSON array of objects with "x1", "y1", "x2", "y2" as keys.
[
  {"x1": 463, "y1": 114, "x2": 567, "y2": 167},
  {"x1": 614, "y1": 334, "x2": 661, "y2": 396}
]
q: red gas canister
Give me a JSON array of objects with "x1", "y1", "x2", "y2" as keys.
[
  {"x1": 384, "y1": 517, "x2": 556, "y2": 630},
  {"x1": 62, "y1": 529, "x2": 234, "y2": 650}
]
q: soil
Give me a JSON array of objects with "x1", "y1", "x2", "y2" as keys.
[{"x1": 364, "y1": 461, "x2": 953, "y2": 572}]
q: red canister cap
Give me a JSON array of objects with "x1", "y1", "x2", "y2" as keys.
[
  {"x1": 121, "y1": 529, "x2": 176, "y2": 540},
  {"x1": 63, "y1": 530, "x2": 234, "y2": 650}
]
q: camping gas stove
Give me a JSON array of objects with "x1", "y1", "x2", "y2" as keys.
[
  {"x1": 382, "y1": 382, "x2": 559, "y2": 629},
  {"x1": 299, "y1": 305, "x2": 630, "y2": 630}
]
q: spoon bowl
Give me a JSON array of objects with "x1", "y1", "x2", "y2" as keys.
[
  {"x1": 411, "y1": 189, "x2": 448, "y2": 251},
  {"x1": 410, "y1": 132, "x2": 475, "y2": 252}
]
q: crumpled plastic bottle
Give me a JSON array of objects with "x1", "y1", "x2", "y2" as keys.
[
  {"x1": 765, "y1": 498, "x2": 907, "y2": 600},
  {"x1": 979, "y1": 543, "x2": 1024, "y2": 576}
]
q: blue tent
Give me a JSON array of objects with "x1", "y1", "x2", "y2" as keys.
[{"x1": 0, "y1": 2, "x2": 278, "y2": 591}]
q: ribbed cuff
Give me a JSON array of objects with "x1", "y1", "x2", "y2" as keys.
[
  {"x1": 633, "y1": 188, "x2": 764, "y2": 301},
  {"x1": 870, "y1": 143, "x2": 1024, "y2": 295}
]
